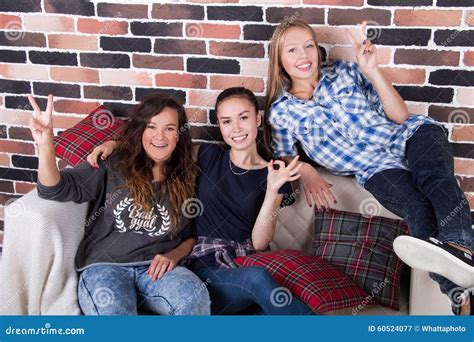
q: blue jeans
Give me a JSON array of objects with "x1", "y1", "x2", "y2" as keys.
[
  {"x1": 78, "y1": 265, "x2": 210, "y2": 315},
  {"x1": 194, "y1": 266, "x2": 314, "y2": 315},
  {"x1": 364, "y1": 124, "x2": 474, "y2": 296}
]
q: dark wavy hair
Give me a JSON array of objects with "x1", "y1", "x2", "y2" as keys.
[
  {"x1": 215, "y1": 87, "x2": 272, "y2": 161},
  {"x1": 115, "y1": 93, "x2": 197, "y2": 230}
]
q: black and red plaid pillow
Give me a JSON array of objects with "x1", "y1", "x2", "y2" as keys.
[
  {"x1": 54, "y1": 105, "x2": 126, "y2": 167},
  {"x1": 234, "y1": 249, "x2": 372, "y2": 313},
  {"x1": 313, "y1": 209, "x2": 409, "y2": 310}
]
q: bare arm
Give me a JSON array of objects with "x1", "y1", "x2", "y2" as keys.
[
  {"x1": 346, "y1": 22, "x2": 409, "y2": 124},
  {"x1": 252, "y1": 158, "x2": 302, "y2": 250},
  {"x1": 28, "y1": 95, "x2": 61, "y2": 186}
]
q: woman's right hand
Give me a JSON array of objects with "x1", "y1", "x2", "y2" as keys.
[
  {"x1": 86, "y1": 140, "x2": 118, "y2": 168},
  {"x1": 299, "y1": 162, "x2": 336, "y2": 210},
  {"x1": 28, "y1": 94, "x2": 54, "y2": 147}
]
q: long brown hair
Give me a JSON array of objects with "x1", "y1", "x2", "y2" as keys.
[
  {"x1": 115, "y1": 93, "x2": 197, "y2": 230},
  {"x1": 263, "y1": 20, "x2": 322, "y2": 155}
]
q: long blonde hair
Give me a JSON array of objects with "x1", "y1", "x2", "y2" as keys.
[
  {"x1": 264, "y1": 19, "x2": 322, "y2": 112},
  {"x1": 263, "y1": 20, "x2": 322, "y2": 152}
]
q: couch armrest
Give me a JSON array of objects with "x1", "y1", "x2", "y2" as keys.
[
  {"x1": 409, "y1": 268, "x2": 453, "y2": 315},
  {"x1": 0, "y1": 189, "x2": 88, "y2": 315}
]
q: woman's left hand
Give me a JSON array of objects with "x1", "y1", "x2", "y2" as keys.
[
  {"x1": 267, "y1": 155, "x2": 302, "y2": 193},
  {"x1": 346, "y1": 21, "x2": 379, "y2": 77},
  {"x1": 147, "y1": 252, "x2": 180, "y2": 281}
]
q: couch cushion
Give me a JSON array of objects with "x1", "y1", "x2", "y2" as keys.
[
  {"x1": 313, "y1": 209, "x2": 408, "y2": 310},
  {"x1": 54, "y1": 105, "x2": 125, "y2": 167},
  {"x1": 234, "y1": 249, "x2": 372, "y2": 313}
]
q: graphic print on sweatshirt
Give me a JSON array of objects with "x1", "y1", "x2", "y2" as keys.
[{"x1": 113, "y1": 197, "x2": 171, "y2": 237}]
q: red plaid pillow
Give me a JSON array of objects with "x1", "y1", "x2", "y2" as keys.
[
  {"x1": 313, "y1": 209, "x2": 409, "y2": 310},
  {"x1": 54, "y1": 105, "x2": 126, "y2": 166},
  {"x1": 234, "y1": 249, "x2": 372, "y2": 313}
]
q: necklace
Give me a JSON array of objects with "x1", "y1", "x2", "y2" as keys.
[{"x1": 228, "y1": 153, "x2": 253, "y2": 176}]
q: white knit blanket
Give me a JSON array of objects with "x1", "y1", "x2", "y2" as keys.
[{"x1": 0, "y1": 190, "x2": 87, "y2": 315}]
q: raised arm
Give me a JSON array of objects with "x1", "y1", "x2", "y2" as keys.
[
  {"x1": 346, "y1": 22, "x2": 409, "y2": 124},
  {"x1": 251, "y1": 156, "x2": 302, "y2": 251},
  {"x1": 28, "y1": 95, "x2": 60, "y2": 186}
]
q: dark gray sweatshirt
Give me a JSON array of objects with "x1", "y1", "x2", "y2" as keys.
[{"x1": 37, "y1": 154, "x2": 195, "y2": 271}]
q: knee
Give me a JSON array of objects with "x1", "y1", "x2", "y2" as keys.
[
  {"x1": 244, "y1": 266, "x2": 275, "y2": 287},
  {"x1": 162, "y1": 267, "x2": 211, "y2": 315}
]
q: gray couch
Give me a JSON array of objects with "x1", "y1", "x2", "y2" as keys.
[{"x1": 0, "y1": 169, "x2": 452, "y2": 315}]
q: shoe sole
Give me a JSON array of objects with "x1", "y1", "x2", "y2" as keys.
[{"x1": 393, "y1": 236, "x2": 474, "y2": 289}]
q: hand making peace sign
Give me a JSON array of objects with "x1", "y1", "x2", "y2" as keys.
[
  {"x1": 28, "y1": 94, "x2": 55, "y2": 146},
  {"x1": 345, "y1": 21, "x2": 379, "y2": 77}
]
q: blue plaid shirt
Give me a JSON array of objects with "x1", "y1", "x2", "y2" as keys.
[{"x1": 268, "y1": 60, "x2": 441, "y2": 185}]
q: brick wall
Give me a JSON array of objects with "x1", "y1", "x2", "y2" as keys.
[{"x1": 0, "y1": 0, "x2": 473, "y2": 231}]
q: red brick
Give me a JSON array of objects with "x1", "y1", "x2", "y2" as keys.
[
  {"x1": 97, "y1": 3, "x2": 149, "y2": 19},
  {"x1": 455, "y1": 159, "x2": 474, "y2": 176},
  {"x1": 209, "y1": 42, "x2": 264, "y2": 58},
  {"x1": 467, "y1": 10, "x2": 474, "y2": 26},
  {"x1": 101, "y1": 70, "x2": 152, "y2": 86},
  {"x1": 185, "y1": 23, "x2": 240, "y2": 39},
  {"x1": 381, "y1": 67, "x2": 426, "y2": 85},
  {"x1": 394, "y1": 49, "x2": 460, "y2": 67},
  {"x1": 328, "y1": 9, "x2": 391, "y2": 26},
  {"x1": 50, "y1": 67, "x2": 99, "y2": 84},
  {"x1": 0, "y1": 153, "x2": 9, "y2": 166},
  {"x1": 48, "y1": 34, "x2": 98, "y2": 51},
  {"x1": 451, "y1": 126, "x2": 474, "y2": 142},
  {"x1": 210, "y1": 76, "x2": 264, "y2": 93},
  {"x1": 0, "y1": 180, "x2": 14, "y2": 193},
  {"x1": 315, "y1": 26, "x2": 359, "y2": 45},
  {"x1": 155, "y1": 73, "x2": 207, "y2": 89},
  {"x1": 186, "y1": 108, "x2": 207, "y2": 124},
  {"x1": 189, "y1": 90, "x2": 220, "y2": 107},
  {"x1": 329, "y1": 46, "x2": 391, "y2": 65},
  {"x1": 464, "y1": 51, "x2": 474, "y2": 67},
  {"x1": 0, "y1": 140, "x2": 34, "y2": 155},
  {"x1": 77, "y1": 18, "x2": 128, "y2": 35},
  {"x1": 133, "y1": 55, "x2": 184, "y2": 70},
  {"x1": 0, "y1": 64, "x2": 49, "y2": 81},
  {"x1": 24, "y1": 15, "x2": 74, "y2": 32},
  {"x1": 394, "y1": 10, "x2": 462, "y2": 27},
  {"x1": 303, "y1": 0, "x2": 363, "y2": 5},
  {"x1": 8, "y1": 126, "x2": 33, "y2": 141},
  {"x1": 14, "y1": 182, "x2": 36, "y2": 194},
  {"x1": 0, "y1": 14, "x2": 22, "y2": 29},
  {"x1": 152, "y1": 4, "x2": 204, "y2": 20},
  {"x1": 53, "y1": 115, "x2": 84, "y2": 130},
  {"x1": 54, "y1": 100, "x2": 101, "y2": 114}
]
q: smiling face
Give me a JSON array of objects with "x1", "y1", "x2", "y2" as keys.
[
  {"x1": 280, "y1": 26, "x2": 319, "y2": 84},
  {"x1": 217, "y1": 96, "x2": 261, "y2": 151},
  {"x1": 141, "y1": 107, "x2": 179, "y2": 165}
]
